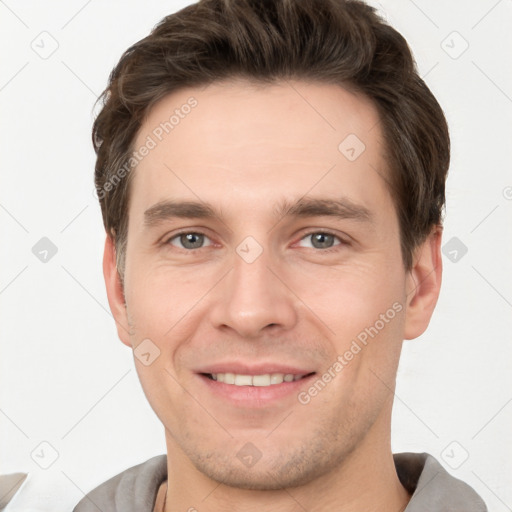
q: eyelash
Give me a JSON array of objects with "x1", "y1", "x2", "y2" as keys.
[
  {"x1": 295, "y1": 230, "x2": 346, "y2": 253},
  {"x1": 163, "y1": 229, "x2": 348, "y2": 253}
]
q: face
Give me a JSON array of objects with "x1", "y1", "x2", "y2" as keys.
[{"x1": 105, "y1": 79, "x2": 440, "y2": 489}]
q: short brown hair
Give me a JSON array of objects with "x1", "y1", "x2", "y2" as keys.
[{"x1": 93, "y1": 0, "x2": 450, "y2": 277}]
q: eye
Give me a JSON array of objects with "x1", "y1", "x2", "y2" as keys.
[
  {"x1": 167, "y1": 232, "x2": 212, "y2": 250},
  {"x1": 297, "y1": 232, "x2": 342, "y2": 250}
]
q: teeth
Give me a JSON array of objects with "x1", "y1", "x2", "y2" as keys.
[
  {"x1": 234, "y1": 374, "x2": 253, "y2": 386},
  {"x1": 210, "y1": 373, "x2": 305, "y2": 387},
  {"x1": 253, "y1": 374, "x2": 271, "y2": 386}
]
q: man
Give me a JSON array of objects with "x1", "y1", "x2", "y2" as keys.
[{"x1": 74, "y1": 0, "x2": 488, "y2": 510}]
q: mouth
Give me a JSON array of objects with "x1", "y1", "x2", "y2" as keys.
[
  {"x1": 197, "y1": 368, "x2": 317, "y2": 406},
  {"x1": 202, "y1": 372, "x2": 315, "y2": 387}
]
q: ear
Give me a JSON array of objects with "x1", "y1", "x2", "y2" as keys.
[
  {"x1": 103, "y1": 235, "x2": 132, "y2": 347},
  {"x1": 404, "y1": 226, "x2": 443, "y2": 340}
]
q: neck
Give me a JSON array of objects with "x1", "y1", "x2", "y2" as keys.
[{"x1": 162, "y1": 405, "x2": 411, "y2": 512}]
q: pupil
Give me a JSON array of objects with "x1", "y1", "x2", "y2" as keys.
[
  {"x1": 181, "y1": 233, "x2": 203, "y2": 249},
  {"x1": 312, "y1": 233, "x2": 333, "y2": 249}
]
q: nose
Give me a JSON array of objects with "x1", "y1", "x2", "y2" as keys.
[{"x1": 208, "y1": 247, "x2": 298, "y2": 339}]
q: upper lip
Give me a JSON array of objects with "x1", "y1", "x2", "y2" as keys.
[{"x1": 195, "y1": 362, "x2": 315, "y2": 376}]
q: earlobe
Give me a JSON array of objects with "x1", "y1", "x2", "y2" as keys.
[
  {"x1": 403, "y1": 227, "x2": 443, "y2": 340},
  {"x1": 103, "y1": 235, "x2": 132, "y2": 347}
]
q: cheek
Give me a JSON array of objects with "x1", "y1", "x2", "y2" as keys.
[
  {"x1": 124, "y1": 261, "x2": 215, "y2": 338},
  {"x1": 284, "y1": 259, "x2": 406, "y2": 340},
  {"x1": 133, "y1": 359, "x2": 189, "y2": 436}
]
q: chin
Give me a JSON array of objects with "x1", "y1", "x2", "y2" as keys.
[
  {"x1": 185, "y1": 440, "x2": 350, "y2": 491},
  {"x1": 194, "y1": 461, "x2": 318, "y2": 490}
]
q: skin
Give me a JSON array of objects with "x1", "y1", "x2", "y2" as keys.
[{"x1": 104, "y1": 79, "x2": 442, "y2": 512}]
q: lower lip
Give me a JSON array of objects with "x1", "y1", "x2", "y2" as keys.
[{"x1": 198, "y1": 374, "x2": 316, "y2": 406}]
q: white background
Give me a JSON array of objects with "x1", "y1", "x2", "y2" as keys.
[{"x1": 1, "y1": 0, "x2": 511, "y2": 510}]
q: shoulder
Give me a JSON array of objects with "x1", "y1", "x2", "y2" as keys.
[
  {"x1": 394, "y1": 452, "x2": 488, "y2": 511},
  {"x1": 73, "y1": 454, "x2": 167, "y2": 512}
]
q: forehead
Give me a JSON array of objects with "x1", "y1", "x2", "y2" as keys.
[{"x1": 129, "y1": 79, "x2": 392, "y2": 221}]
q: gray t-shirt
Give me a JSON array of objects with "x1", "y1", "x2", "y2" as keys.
[{"x1": 73, "y1": 452, "x2": 487, "y2": 511}]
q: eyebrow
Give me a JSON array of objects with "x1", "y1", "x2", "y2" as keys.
[
  {"x1": 144, "y1": 201, "x2": 220, "y2": 228},
  {"x1": 274, "y1": 197, "x2": 372, "y2": 224},
  {"x1": 143, "y1": 197, "x2": 373, "y2": 228}
]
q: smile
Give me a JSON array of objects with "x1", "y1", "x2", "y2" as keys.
[{"x1": 207, "y1": 372, "x2": 311, "y2": 386}]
